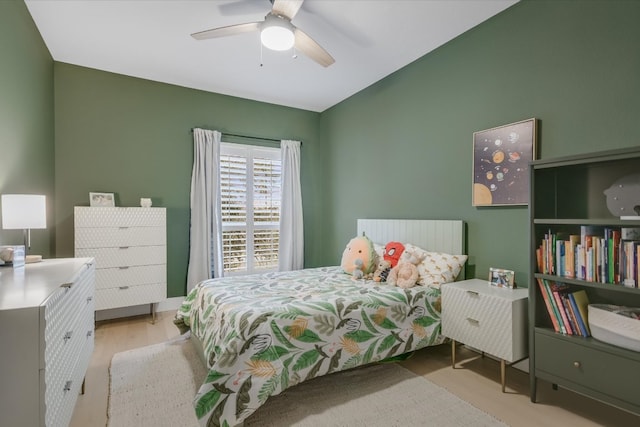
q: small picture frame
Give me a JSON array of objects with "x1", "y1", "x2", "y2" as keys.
[
  {"x1": 89, "y1": 192, "x2": 115, "y2": 207},
  {"x1": 489, "y1": 268, "x2": 515, "y2": 288}
]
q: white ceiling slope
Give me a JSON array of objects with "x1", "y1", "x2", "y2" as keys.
[{"x1": 25, "y1": 0, "x2": 518, "y2": 112}]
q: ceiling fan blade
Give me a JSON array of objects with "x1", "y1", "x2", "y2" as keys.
[
  {"x1": 294, "y1": 28, "x2": 335, "y2": 67},
  {"x1": 272, "y1": 0, "x2": 304, "y2": 20},
  {"x1": 191, "y1": 22, "x2": 260, "y2": 40}
]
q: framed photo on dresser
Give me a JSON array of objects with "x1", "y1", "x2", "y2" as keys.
[
  {"x1": 89, "y1": 192, "x2": 115, "y2": 207},
  {"x1": 489, "y1": 268, "x2": 515, "y2": 288}
]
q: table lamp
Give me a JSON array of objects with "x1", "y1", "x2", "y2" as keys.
[{"x1": 1, "y1": 194, "x2": 46, "y2": 263}]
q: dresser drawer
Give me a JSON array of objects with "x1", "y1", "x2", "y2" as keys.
[
  {"x1": 41, "y1": 261, "x2": 95, "y2": 427},
  {"x1": 42, "y1": 263, "x2": 95, "y2": 369},
  {"x1": 0, "y1": 258, "x2": 95, "y2": 427},
  {"x1": 75, "y1": 226, "x2": 166, "y2": 248},
  {"x1": 535, "y1": 332, "x2": 640, "y2": 405},
  {"x1": 95, "y1": 264, "x2": 166, "y2": 290},
  {"x1": 44, "y1": 279, "x2": 94, "y2": 375},
  {"x1": 74, "y1": 207, "x2": 166, "y2": 314},
  {"x1": 74, "y1": 206, "x2": 166, "y2": 227},
  {"x1": 96, "y1": 283, "x2": 166, "y2": 310},
  {"x1": 43, "y1": 327, "x2": 94, "y2": 427},
  {"x1": 76, "y1": 245, "x2": 166, "y2": 268}
]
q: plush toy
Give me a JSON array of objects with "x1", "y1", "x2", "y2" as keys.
[
  {"x1": 372, "y1": 259, "x2": 392, "y2": 283},
  {"x1": 383, "y1": 241, "x2": 405, "y2": 268},
  {"x1": 341, "y1": 234, "x2": 377, "y2": 277},
  {"x1": 352, "y1": 259, "x2": 365, "y2": 280},
  {"x1": 387, "y1": 249, "x2": 426, "y2": 289}
]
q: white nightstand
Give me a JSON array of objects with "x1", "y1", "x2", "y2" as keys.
[{"x1": 441, "y1": 278, "x2": 528, "y2": 392}]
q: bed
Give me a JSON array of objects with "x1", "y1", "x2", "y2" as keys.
[{"x1": 175, "y1": 219, "x2": 466, "y2": 427}]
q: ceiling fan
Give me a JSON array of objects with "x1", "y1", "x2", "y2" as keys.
[{"x1": 191, "y1": 0, "x2": 335, "y2": 67}]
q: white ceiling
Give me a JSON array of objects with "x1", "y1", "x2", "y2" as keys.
[{"x1": 25, "y1": 0, "x2": 518, "y2": 112}]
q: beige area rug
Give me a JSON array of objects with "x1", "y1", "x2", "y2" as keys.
[{"x1": 108, "y1": 336, "x2": 509, "y2": 427}]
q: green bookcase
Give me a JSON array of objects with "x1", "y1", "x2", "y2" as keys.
[{"x1": 529, "y1": 147, "x2": 640, "y2": 414}]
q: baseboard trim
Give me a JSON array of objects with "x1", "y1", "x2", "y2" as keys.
[{"x1": 95, "y1": 296, "x2": 184, "y2": 322}]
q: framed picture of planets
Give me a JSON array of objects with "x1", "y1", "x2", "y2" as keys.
[{"x1": 472, "y1": 118, "x2": 538, "y2": 206}]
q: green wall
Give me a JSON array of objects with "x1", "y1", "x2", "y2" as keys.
[
  {"x1": 54, "y1": 64, "x2": 321, "y2": 297},
  {"x1": 0, "y1": 1, "x2": 54, "y2": 256},
  {"x1": 3, "y1": 0, "x2": 640, "y2": 296},
  {"x1": 319, "y1": 0, "x2": 640, "y2": 286}
]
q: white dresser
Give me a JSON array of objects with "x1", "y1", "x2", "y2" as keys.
[
  {"x1": 441, "y1": 278, "x2": 528, "y2": 391},
  {"x1": 0, "y1": 258, "x2": 95, "y2": 426},
  {"x1": 74, "y1": 207, "x2": 166, "y2": 319}
]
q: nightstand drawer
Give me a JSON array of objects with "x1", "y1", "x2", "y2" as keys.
[
  {"x1": 535, "y1": 332, "x2": 640, "y2": 404},
  {"x1": 441, "y1": 279, "x2": 528, "y2": 362}
]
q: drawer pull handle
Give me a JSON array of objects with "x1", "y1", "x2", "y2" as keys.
[
  {"x1": 63, "y1": 331, "x2": 73, "y2": 342},
  {"x1": 118, "y1": 266, "x2": 130, "y2": 270},
  {"x1": 87, "y1": 296, "x2": 93, "y2": 303},
  {"x1": 466, "y1": 317, "x2": 480, "y2": 325},
  {"x1": 119, "y1": 286, "x2": 130, "y2": 290},
  {"x1": 573, "y1": 361, "x2": 581, "y2": 368},
  {"x1": 63, "y1": 380, "x2": 72, "y2": 392},
  {"x1": 119, "y1": 246, "x2": 130, "y2": 250},
  {"x1": 118, "y1": 227, "x2": 129, "y2": 230},
  {"x1": 61, "y1": 282, "x2": 73, "y2": 289},
  {"x1": 87, "y1": 331, "x2": 93, "y2": 338},
  {"x1": 466, "y1": 290, "x2": 479, "y2": 296}
]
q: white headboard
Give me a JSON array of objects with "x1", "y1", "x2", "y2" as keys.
[{"x1": 357, "y1": 219, "x2": 465, "y2": 255}]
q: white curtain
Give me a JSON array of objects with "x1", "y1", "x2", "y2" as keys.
[
  {"x1": 186, "y1": 128, "x2": 224, "y2": 292},
  {"x1": 278, "y1": 140, "x2": 304, "y2": 271}
]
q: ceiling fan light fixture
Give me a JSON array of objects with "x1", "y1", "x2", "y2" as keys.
[{"x1": 260, "y1": 15, "x2": 295, "y2": 51}]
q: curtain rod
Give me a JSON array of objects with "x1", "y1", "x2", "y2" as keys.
[{"x1": 190, "y1": 128, "x2": 288, "y2": 144}]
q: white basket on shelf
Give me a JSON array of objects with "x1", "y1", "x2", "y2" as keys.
[{"x1": 588, "y1": 304, "x2": 640, "y2": 352}]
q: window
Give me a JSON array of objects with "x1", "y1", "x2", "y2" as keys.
[{"x1": 220, "y1": 142, "x2": 281, "y2": 275}]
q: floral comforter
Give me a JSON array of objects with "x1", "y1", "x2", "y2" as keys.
[{"x1": 174, "y1": 266, "x2": 445, "y2": 427}]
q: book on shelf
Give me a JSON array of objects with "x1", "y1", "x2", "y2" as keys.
[
  {"x1": 538, "y1": 227, "x2": 640, "y2": 288},
  {"x1": 568, "y1": 291, "x2": 590, "y2": 336},
  {"x1": 621, "y1": 227, "x2": 640, "y2": 240},
  {"x1": 565, "y1": 293, "x2": 585, "y2": 336},
  {"x1": 536, "y1": 278, "x2": 561, "y2": 333},
  {"x1": 542, "y1": 279, "x2": 569, "y2": 334},
  {"x1": 581, "y1": 225, "x2": 606, "y2": 248},
  {"x1": 550, "y1": 282, "x2": 574, "y2": 335},
  {"x1": 536, "y1": 278, "x2": 592, "y2": 336}
]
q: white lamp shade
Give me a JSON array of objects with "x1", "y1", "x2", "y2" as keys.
[
  {"x1": 260, "y1": 15, "x2": 295, "y2": 51},
  {"x1": 1, "y1": 194, "x2": 47, "y2": 229}
]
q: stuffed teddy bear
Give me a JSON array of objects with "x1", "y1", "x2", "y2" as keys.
[
  {"x1": 387, "y1": 249, "x2": 426, "y2": 289},
  {"x1": 372, "y1": 259, "x2": 392, "y2": 283}
]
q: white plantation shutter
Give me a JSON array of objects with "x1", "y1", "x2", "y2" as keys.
[{"x1": 220, "y1": 143, "x2": 281, "y2": 274}]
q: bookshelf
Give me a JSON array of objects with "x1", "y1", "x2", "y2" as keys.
[{"x1": 529, "y1": 147, "x2": 640, "y2": 415}]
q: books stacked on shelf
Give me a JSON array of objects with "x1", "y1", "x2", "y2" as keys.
[
  {"x1": 536, "y1": 278, "x2": 591, "y2": 336},
  {"x1": 535, "y1": 226, "x2": 640, "y2": 287}
]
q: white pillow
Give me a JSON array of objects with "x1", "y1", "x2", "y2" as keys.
[{"x1": 403, "y1": 243, "x2": 467, "y2": 287}]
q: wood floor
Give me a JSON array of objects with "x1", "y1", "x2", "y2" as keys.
[{"x1": 71, "y1": 311, "x2": 640, "y2": 427}]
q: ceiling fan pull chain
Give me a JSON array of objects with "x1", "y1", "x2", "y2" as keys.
[{"x1": 260, "y1": 41, "x2": 264, "y2": 67}]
